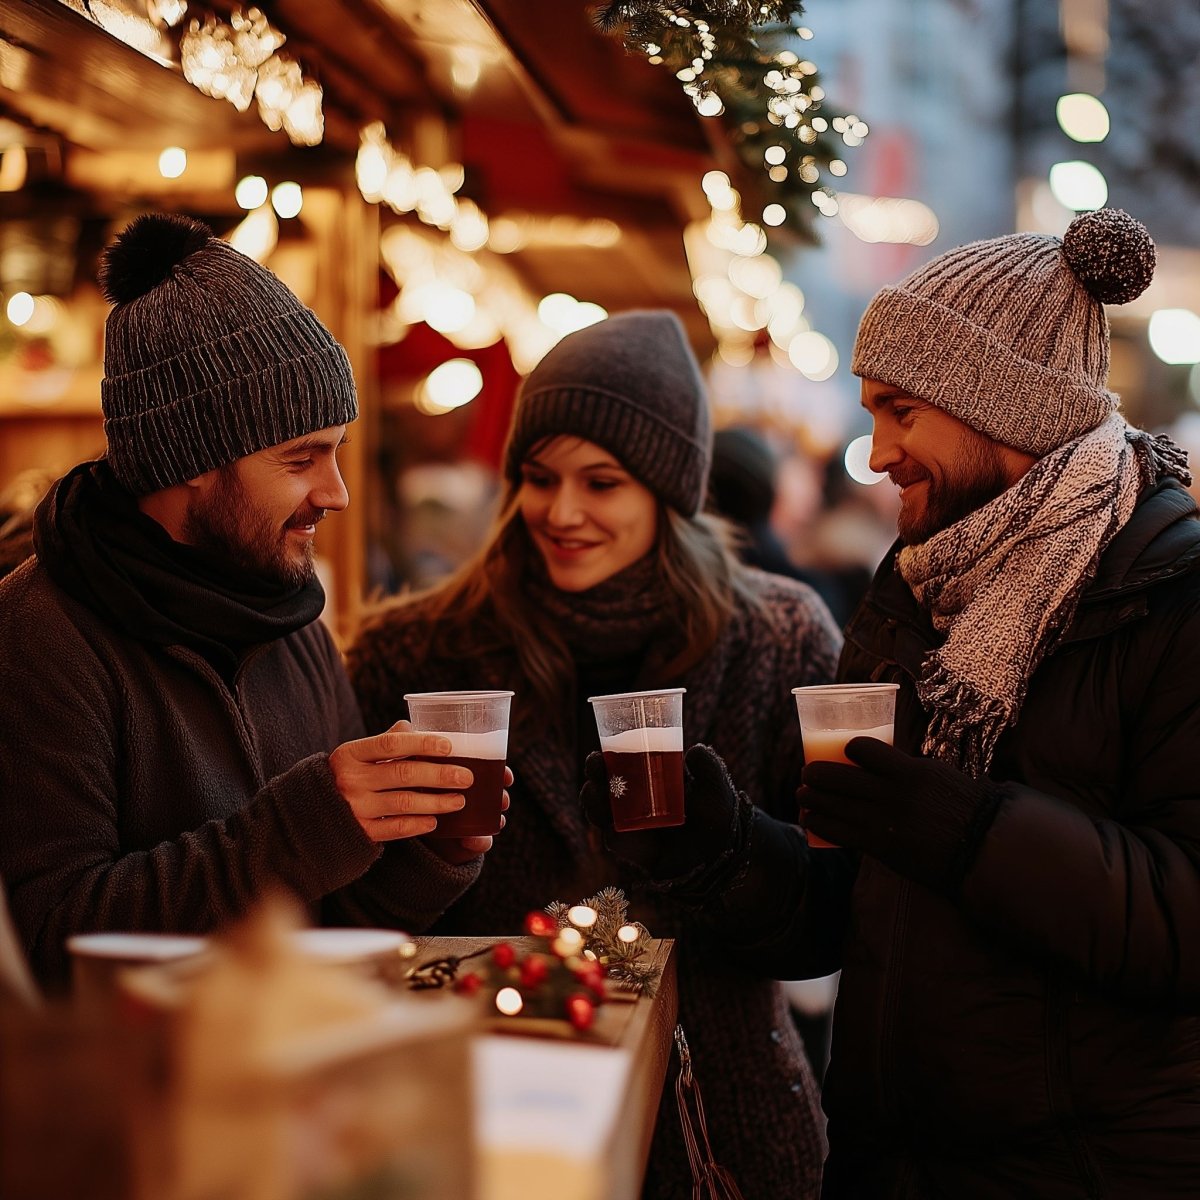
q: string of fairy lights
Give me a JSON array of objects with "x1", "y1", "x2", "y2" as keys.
[
  {"x1": 33, "y1": 0, "x2": 956, "y2": 419},
  {"x1": 592, "y1": 1, "x2": 866, "y2": 241}
]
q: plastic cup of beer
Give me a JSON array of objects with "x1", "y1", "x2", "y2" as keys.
[
  {"x1": 403, "y1": 690, "x2": 514, "y2": 839},
  {"x1": 792, "y1": 683, "x2": 899, "y2": 849},
  {"x1": 587, "y1": 688, "x2": 686, "y2": 832}
]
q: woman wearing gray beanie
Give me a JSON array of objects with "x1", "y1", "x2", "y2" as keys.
[{"x1": 349, "y1": 310, "x2": 842, "y2": 1199}]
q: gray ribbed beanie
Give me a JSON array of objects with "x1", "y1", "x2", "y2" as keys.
[
  {"x1": 503, "y1": 310, "x2": 712, "y2": 515},
  {"x1": 99, "y1": 213, "x2": 357, "y2": 495},
  {"x1": 851, "y1": 208, "x2": 1156, "y2": 456}
]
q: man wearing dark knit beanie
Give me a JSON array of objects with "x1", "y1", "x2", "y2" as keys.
[
  {"x1": 0, "y1": 213, "x2": 500, "y2": 987},
  {"x1": 649, "y1": 210, "x2": 1200, "y2": 1196}
]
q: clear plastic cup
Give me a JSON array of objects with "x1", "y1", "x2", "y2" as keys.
[
  {"x1": 792, "y1": 683, "x2": 899, "y2": 848},
  {"x1": 403, "y1": 690, "x2": 514, "y2": 839},
  {"x1": 587, "y1": 688, "x2": 687, "y2": 832}
]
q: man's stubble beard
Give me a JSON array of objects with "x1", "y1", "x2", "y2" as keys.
[
  {"x1": 896, "y1": 435, "x2": 1014, "y2": 546},
  {"x1": 182, "y1": 466, "x2": 316, "y2": 589}
]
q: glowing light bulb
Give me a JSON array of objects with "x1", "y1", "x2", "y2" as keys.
[
  {"x1": 158, "y1": 146, "x2": 187, "y2": 179},
  {"x1": 1056, "y1": 93, "x2": 1110, "y2": 143},
  {"x1": 271, "y1": 181, "x2": 303, "y2": 218},
  {"x1": 844, "y1": 435, "x2": 887, "y2": 485},
  {"x1": 235, "y1": 174, "x2": 268, "y2": 210},
  {"x1": 495, "y1": 987, "x2": 524, "y2": 1016}
]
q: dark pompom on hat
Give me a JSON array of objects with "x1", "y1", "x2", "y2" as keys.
[
  {"x1": 99, "y1": 213, "x2": 211, "y2": 304},
  {"x1": 503, "y1": 310, "x2": 712, "y2": 516},
  {"x1": 99, "y1": 212, "x2": 357, "y2": 495},
  {"x1": 852, "y1": 207, "x2": 1156, "y2": 457}
]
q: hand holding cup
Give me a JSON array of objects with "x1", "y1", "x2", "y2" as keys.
[{"x1": 329, "y1": 721, "x2": 472, "y2": 842}]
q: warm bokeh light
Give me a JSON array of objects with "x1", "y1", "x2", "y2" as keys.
[
  {"x1": 1048, "y1": 161, "x2": 1107, "y2": 211},
  {"x1": 1056, "y1": 93, "x2": 1110, "y2": 143},
  {"x1": 235, "y1": 174, "x2": 269, "y2": 210},
  {"x1": 844, "y1": 434, "x2": 887, "y2": 485},
  {"x1": 6, "y1": 292, "x2": 34, "y2": 326},
  {"x1": 426, "y1": 359, "x2": 483, "y2": 408},
  {"x1": 495, "y1": 987, "x2": 524, "y2": 1016},
  {"x1": 271, "y1": 181, "x2": 303, "y2": 218},
  {"x1": 1148, "y1": 309, "x2": 1200, "y2": 365},
  {"x1": 226, "y1": 205, "x2": 279, "y2": 262},
  {"x1": 158, "y1": 146, "x2": 186, "y2": 179},
  {"x1": 788, "y1": 330, "x2": 838, "y2": 381}
]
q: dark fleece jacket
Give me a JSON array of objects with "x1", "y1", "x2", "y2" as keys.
[{"x1": 0, "y1": 554, "x2": 479, "y2": 985}]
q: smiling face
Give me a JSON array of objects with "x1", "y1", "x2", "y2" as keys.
[
  {"x1": 181, "y1": 424, "x2": 350, "y2": 587},
  {"x1": 861, "y1": 379, "x2": 1036, "y2": 545},
  {"x1": 518, "y1": 436, "x2": 659, "y2": 592}
]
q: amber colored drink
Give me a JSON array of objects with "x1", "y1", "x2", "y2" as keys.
[
  {"x1": 802, "y1": 722, "x2": 894, "y2": 848},
  {"x1": 600, "y1": 726, "x2": 685, "y2": 832},
  {"x1": 417, "y1": 729, "x2": 508, "y2": 839}
]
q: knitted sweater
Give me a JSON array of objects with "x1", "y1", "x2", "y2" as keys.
[
  {"x1": 349, "y1": 568, "x2": 842, "y2": 1200},
  {"x1": 0, "y1": 557, "x2": 478, "y2": 985}
]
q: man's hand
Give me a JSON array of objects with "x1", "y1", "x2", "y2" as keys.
[
  {"x1": 801, "y1": 737, "x2": 1008, "y2": 893},
  {"x1": 426, "y1": 767, "x2": 515, "y2": 864},
  {"x1": 329, "y1": 720, "x2": 472, "y2": 843}
]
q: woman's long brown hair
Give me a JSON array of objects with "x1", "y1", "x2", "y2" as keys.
[{"x1": 357, "y1": 475, "x2": 763, "y2": 737}]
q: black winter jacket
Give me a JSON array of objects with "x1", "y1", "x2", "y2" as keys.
[{"x1": 759, "y1": 480, "x2": 1200, "y2": 1199}]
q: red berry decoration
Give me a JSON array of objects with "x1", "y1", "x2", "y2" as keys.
[
  {"x1": 566, "y1": 993, "x2": 595, "y2": 1031},
  {"x1": 454, "y1": 971, "x2": 482, "y2": 996},
  {"x1": 575, "y1": 961, "x2": 606, "y2": 997},
  {"x1": 520, "y1": 954, "x2": 549, "y2": 988},
  {"x1": 524, "y1": 911, "x2": 558, "y2": 938},
  {"x1": 492, "y1": 942, "x2": 516, "y2": 969}
]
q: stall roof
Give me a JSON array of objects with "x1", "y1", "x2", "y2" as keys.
[{"x1": 0, "y1": 0, "x2": 732, "y2": 339}]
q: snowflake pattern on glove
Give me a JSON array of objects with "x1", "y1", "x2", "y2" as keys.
[{"x1": 609, "y1": 775, "x2": 628, "y2": 799}]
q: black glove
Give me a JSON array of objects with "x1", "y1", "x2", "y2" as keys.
[
  {"x1": 581, "y1": 744, "x2": 749, "y2": 892},
  {"x1": 801, "y1": 737, "x2": 1009, "y2": 895}
]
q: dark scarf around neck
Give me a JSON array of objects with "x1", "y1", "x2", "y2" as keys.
[{"x1": 33, "y1": 459, "x2": 326, "y2": 678}]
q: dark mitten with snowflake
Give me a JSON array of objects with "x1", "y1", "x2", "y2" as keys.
[{"x1": 580, "y1": 744, "x2": 750, "y2": 892}]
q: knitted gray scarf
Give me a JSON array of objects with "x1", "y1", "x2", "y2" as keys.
[{"x1": 898, "y1": 415, "x2": 1191, "y2": 777}]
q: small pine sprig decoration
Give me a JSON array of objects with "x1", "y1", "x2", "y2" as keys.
[{"x1": 545, "y1": 886, "x2": 662, "y2": 996}]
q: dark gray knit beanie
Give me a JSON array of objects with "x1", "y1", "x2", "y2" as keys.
[
  {"x1": 503, "y1": 310, "x2": 712, "y2": 515},
  {"x1": 851, "y1": 207, "x2": 1156, "y2": 456},
  {"x1": 99, "y1": 213, "x2": 357, "y2": 495}
]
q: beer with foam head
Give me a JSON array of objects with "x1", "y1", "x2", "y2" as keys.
[
  {"x1": 589, "y1": 689, "x2": 687, "y2": 833},
  {"x1": 404, "y1": 691, "x2": 513, "y2": 840},
  {"x1": 600, "y1": 725, "x2": 685, "y2": 832}
]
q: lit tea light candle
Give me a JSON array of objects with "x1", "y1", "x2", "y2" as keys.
[
  {"x1": 495, "y1": 987, "x2": 524, "y2": 1016},
  {"x1": 568, "y1": 904, "x2": 598, "y2": 928}
]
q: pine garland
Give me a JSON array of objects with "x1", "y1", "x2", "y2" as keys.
[
  {"x1": 545, "y1": 886, "x2": 662, "y2": 996},
  {"x1": 591, "y1": 1, "x2": 862, "y2": 242},
  {"x1": 403, "y1": 889, "x2": 663, "y2": 1032}
]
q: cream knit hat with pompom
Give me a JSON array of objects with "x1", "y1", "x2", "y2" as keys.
[{"x1": 851, "y1": 208, "x2": 1156, "y2": 456}]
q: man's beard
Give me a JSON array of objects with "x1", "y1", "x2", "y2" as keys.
[
  {"x1": 182, "y1": 467, "x2": 322, "y2": 589},
  {"x1": 894, "y1": 436, "x2": 1013, "y2": 546}
]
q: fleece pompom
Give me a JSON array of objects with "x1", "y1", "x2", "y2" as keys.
[{"x1": 98, "y1": 212, "x2": 213, "y2": 305}]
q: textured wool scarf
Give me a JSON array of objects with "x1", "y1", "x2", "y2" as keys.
[{"x1": 897, "y1": 415, "x2": 1191, "y2": 777}]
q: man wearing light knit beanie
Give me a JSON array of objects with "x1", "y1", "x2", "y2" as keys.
[
  {"x1": 0, "y1": 214, "x2": 502, "y2": 988},
  {"x1": 615, "y1": 209, "x2": 1200, "y2": 1197},
  {"x1": 795, "y1": 206, "x2": 1200, "y2": 1198}
]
